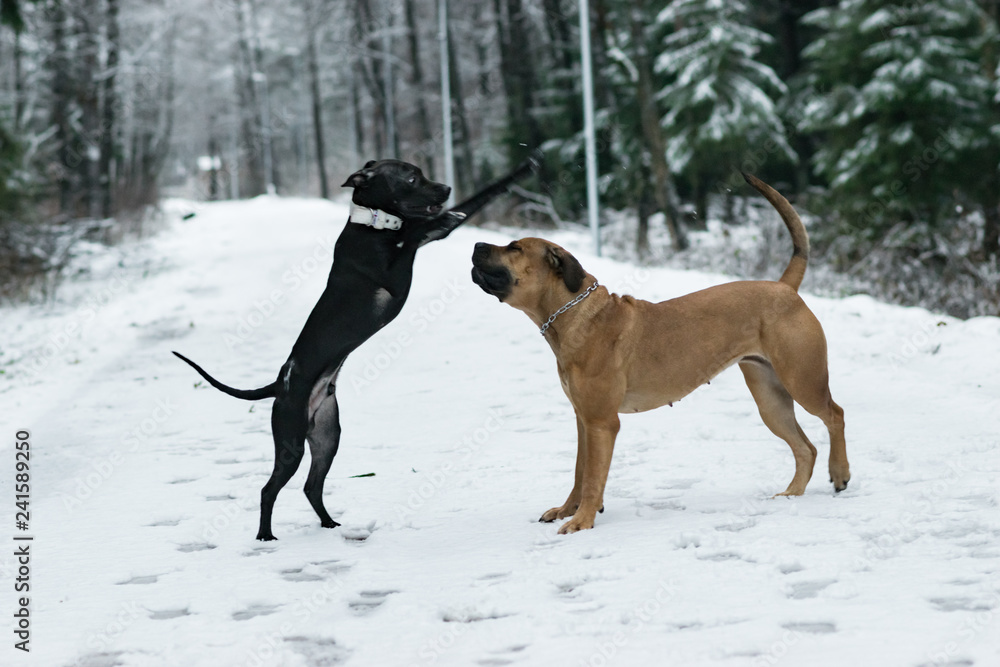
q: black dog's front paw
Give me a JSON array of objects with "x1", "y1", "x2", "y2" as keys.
[
  {"x1": 256, "y1": 532, "x2": 278, "y2": 542},
  {"x1": 321, "y1": 519, "x2": 341, "y2": 529}
]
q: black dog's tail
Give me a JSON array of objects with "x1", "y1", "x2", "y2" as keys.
[{"x1": 172, "y1": 351, "x2": 278, "y2": 400}]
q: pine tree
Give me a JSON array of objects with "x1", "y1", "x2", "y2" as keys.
[
  {"x1": 799, "y1": 0, "x2": 997, "y2": 239},
  {"x1": 655, "y1": 0, "x2": 796, "y2": 221}
]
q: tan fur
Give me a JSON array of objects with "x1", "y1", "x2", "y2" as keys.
[{"x1": 474, "y1": 179, "x2": 849, "y2": 534}]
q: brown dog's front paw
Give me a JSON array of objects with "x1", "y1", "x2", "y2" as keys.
[
  {"x1": 557, "y1": 515, "x2": 595, "y2": 534},
  {"x1": 539, "y1": 503, "x2": 577, "y2": 523}
]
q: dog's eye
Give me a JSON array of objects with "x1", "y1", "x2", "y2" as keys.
[
  {"x1": 507, "y1": 242, "x2": 522, "y2": 252},
  {"x1": 407, "y1": 176, "x2": 416, "y2": 184}
]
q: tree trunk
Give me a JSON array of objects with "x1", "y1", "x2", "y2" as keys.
[
  {"x1": 592, "y1": 0, "x2": 615, "y2": 109},
  {"x1": 13, "y1": 30, "x2": 25, "y2": 132},
  {"x1": 99, "y1": 0, "x2": 120, "y2": 218},
  {"x1": 542, "y1": 0, "x2": 575, "y2": 73},
  {"x1": 148, "y1": 18, "x2": 176, "y2": 183},
  {"x1": 381, "y1": 6, "x2": 398, "y2": 158},
  {"x1": 984, "y1": 198, "x2": 1000, "y2": 260},
  {"x1": 350, "y1": 63, "x2": 364, "y2": 160},
  {"x1": 447, "y1": 18, "x2": 474, "y2": 196},
  {"x1": 354, "y1": 0, "x2": 387, "y2": 157},
  {"x1": 120, "y1": 16, "x2": 175, "y2": 214},
  {"x1": 591, "y1": 0, "x2": 618, "y2": 198},
  {"x1": 494, "y1": 0, "x2": 543, "y2": 161},
  {"x1": 636, "y1": 172, "x2": 651, "y2": 259},
  {"x1": 404, "y1": 0, "x2": 434, "y2": 176},
  {"x1": 234, "y1": 0, "x2": 264, "y2": 195},
  {"x1": 629, "y1": 0, "x2": 687, "y2": 251},
  {"x1": 541, "y1": 0, "x2": 581, "y2": 132},
  {"x1": 247, "y1": 0, "x2": 276, "y2": 192},
  {"x1": 207, "y1": 133, "x2": 220, "y2": 200},
  {"x1": 775, "y1": 0, "x2": 814, "y2": 192},
  {"x1": 306, "y1": 16, "x2": 329, "y2": 198},
  {"x1": 692, "y1": 171, "x2": 708, "y2": 230},
  {"x1": 76, "y1": 0, "x2": 101, "y2": 218},
  {"x1": 983, "y1": 5, "x2": 1000, "y2": 260},
  {"x1": 48, "y1": 0, "x2": 73, "y2": 216}
]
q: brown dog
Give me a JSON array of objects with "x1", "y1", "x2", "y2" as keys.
[{"x1": 471, "y1": 173, "x2": 849, "y2": 533}]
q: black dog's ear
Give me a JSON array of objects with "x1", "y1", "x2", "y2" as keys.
[
  {"x1": 546, "y1": 246, "x2": 586, "y2": 293},
  {"x1": 342, "y1": 161, "x2": 378, "y2": 188}
]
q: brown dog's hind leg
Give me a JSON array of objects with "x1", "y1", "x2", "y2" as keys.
[
  {"x1": 764, "y1": 356, "x2": 850, "y2": 493},
  {"x1": 739, "y1": 359, "x2": 817, "y2": 496},
  {"x1": 540, "y1": 415, "x2": 586, "y2": 523},
  {"x1": 820, "y1": 400, "x2": 849, "y2": 492}
]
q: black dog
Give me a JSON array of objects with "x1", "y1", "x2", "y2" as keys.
[{"x1": 174, "y1": 156, "x2": 538, "y2": 540}]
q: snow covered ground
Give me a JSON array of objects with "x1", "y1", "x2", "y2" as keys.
[{"x1": 2, "y1": 195, "x2": 999, "y2": 667}]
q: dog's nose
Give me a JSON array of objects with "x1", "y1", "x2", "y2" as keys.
[{"x1": 473, "y1": 243, "x2": 491, "y2": 262}]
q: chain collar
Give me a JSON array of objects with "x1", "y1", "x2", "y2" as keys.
[
  {"x1": 539, "y1": 281, "x2": 599, "y2": 336},
  {"x1": 349, "y1": 203, "x2": 403, "y2": 230}
]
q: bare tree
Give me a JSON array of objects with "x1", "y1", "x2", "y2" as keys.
[
  {"x1": 99, "y1": 0, "x2": 120, "y2": 218},
  {"x1": 403, "y1": 0, "x2": 434, "y2": 175},
  {"x1": 303, "y1": 0, "x2": 329, "y2": 198}
]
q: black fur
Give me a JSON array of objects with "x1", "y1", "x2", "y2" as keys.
[{"x1": 175, "y1": 155, "x2": 539, "y2": 540}]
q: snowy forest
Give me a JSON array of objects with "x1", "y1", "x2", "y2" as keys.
[{"x1": 1, "y1": 0, "x2": 999, "y2": 316}]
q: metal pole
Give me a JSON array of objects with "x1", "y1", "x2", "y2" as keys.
[
  {"x1": 438, "y1": 0, "x2": 455, "y2": 205},
  {"x1": 579, "y1": 0, "x2": 601, "y2": 256}
]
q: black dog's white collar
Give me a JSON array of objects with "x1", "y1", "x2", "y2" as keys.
[{"x1": 349, "y1": 203, "x2": 403, "y2": 230}]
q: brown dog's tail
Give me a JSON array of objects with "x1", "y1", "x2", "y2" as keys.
[{"x1": 741, "y1": 172, "x2": 809, "y2": 292}]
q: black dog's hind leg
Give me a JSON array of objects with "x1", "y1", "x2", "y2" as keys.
[
  {"x1": 257, "y1": 392, "x2": 309, "y2": 541},
  {"x1": 304, "y1": 388, "x2": 341, "y2": 529}
]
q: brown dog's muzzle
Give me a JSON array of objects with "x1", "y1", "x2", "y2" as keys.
[{"x1": 471, "y1": 243, "x2": 513, "y2": 302}]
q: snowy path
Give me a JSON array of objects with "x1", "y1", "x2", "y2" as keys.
[{"x1": 2, "y1": 197, "x2": 999, "y2": 667}]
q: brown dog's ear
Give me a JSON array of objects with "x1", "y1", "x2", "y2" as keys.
[
  {"x1": 546, "y1": 246, "x2": 586, "y2": 293},
  {"x1": 341, "y1": 161, "x2": 377, "y2": 188}
]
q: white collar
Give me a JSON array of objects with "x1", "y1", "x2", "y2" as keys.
[{"x1": 349, "y1": 202, "x2": 403, "y2": 230}]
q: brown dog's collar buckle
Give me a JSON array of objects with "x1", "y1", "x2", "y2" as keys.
[{"x1": 540, "y1": 281, "x2": 599, "y2": 336}]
